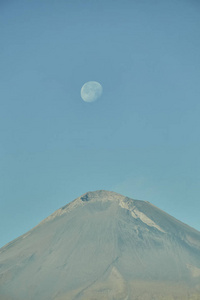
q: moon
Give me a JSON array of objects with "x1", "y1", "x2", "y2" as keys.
[{"x1": 81, "y1": 81, "x2": 103, "y2": 102}]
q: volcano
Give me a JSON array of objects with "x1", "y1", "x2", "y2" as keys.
[{"x1": 0, "y1": 190, "x2": 200, "y2": 299}]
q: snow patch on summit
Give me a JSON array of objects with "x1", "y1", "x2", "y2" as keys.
[{"x1": 119, "y1": 199, "x2": 165, "y2": 233}]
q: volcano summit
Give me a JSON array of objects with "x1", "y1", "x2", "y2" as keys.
[{"x1": 0, "y1": 190, "x2": 200, "y2": 299}]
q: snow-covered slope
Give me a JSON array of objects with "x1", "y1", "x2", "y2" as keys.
[{"x1": 0, "y1": 190, "x2": 200, "y2": 300}]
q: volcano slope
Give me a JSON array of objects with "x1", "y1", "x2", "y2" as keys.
[{"x1": 0, "y1": 190, "x2": 200, "y2": 300}]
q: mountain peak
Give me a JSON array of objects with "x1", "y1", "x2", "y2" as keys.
[
  {"x1": 1, "y1": 191, "x2": 200, "y2": 300},
  {"x1": 79, "y1": 190, "x2": 127, "y2": 202},
  {"x1": 40, "y1": 190, "x2": 128, "y2": 224},
  {"x1": 38, "y1": 190, "x2": 199, "y2": 239}
]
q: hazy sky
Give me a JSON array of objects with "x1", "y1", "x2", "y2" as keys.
[{"x1": 1, "y1": 0, "x2": 200, "y2": 247}]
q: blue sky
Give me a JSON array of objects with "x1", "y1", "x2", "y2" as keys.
[{"x1": 0, "y1": 0, "x2": 200, "y2": 247}]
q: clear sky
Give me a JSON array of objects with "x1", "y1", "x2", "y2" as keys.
[{"x1": 1, "y1": 0, "x2": 200, "y2": 248}]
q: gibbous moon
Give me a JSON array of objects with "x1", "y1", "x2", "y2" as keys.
[{"x1": 81, "y1": 81, "x2": 103, "y2": 102}]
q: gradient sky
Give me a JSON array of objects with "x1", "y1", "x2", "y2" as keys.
[{"x1": 1, "y1": 0, "x2": 200, "y2": 248}]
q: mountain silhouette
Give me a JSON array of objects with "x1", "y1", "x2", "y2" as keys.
[{"x1": 0, "y1": 190, "x2": 200, "y2": 299}]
